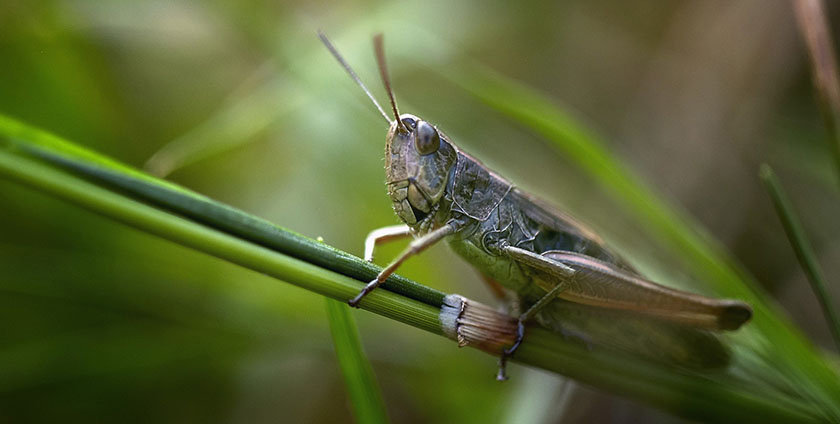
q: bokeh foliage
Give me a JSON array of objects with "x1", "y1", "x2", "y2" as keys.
[{"x1": 2, "y1": 1, "x2": 840, "y2": 423}]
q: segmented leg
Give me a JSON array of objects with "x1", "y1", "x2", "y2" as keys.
[
  {"x1": 364, "y1": 224, "x2": 412, "y2": 262},
  {"x1": 495, "y1": 245, "x2": 577, "y2": 380},
  {"x1": 504, "y1": 246, "x2": 751, "y2": 330},
  {"x1": 349, "y1": 223, "x2": 458, "y2": 307},
  {"x1": 497, "y1": 280, "x2": 569, "y2": 381}
]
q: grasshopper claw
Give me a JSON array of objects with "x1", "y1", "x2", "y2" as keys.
[
  {"x1": 496, "y1": 357, "x2": 509, "y2": 381},
  {"x1": 505, "y1": 319, "x2": 526, "y2": 356},
  {"x1": 349, "y1": 279, "x2": 380, "y2": 307},
  {"x1": 495, "y1": 319, "x2": 526, "y2": 381}
]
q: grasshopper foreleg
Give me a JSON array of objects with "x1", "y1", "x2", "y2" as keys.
[
  {"x1": 364, "y1": 224, "x2": 412, "y2": 262},
  {"x1": 349, "y1": 222, "x2": 458, "y2": 307}
]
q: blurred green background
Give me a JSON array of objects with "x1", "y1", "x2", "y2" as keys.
[{"x1": 1, "y1": 1, "x2": 839, "y2": 422}]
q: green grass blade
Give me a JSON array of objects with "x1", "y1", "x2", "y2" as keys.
[
  {"x1": 325, "y1": 298, "x2": 390, "y2": 424},
  {"x1": 792, "y1": 0, "x2": 840, "y2": 186},
  {"x1": 0, "y1": 147, "x2": 443, "y2": 334},
  {"x1": 760, "y1": 164, "x2": 840, "y2": 349},
  {"x1": 0, "y1": 115, "x2": 444, "y2": 308},
  {"x1": 144, "y1": 76, "x2": 303, "y2": 177}
]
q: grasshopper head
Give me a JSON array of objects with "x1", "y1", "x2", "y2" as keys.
[
  {"x1": 385, "y1": 113, "x2": 457, "y2": 228},
  {"x1": 318, "y1": 33, "x2": 456, "y2": 229}
]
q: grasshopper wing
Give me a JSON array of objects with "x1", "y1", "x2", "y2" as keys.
[{"x1": 503, "y1": 246, "x2": 752, "y2": 331}]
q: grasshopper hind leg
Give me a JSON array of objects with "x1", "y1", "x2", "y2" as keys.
[
  {"x1": 497, "y1": 279, "x2": 569, "y2": 381},
  {"x1": 475, "y1": 273, "x2": 527, "y2": 381}
]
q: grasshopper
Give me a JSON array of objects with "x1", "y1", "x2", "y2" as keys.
[{"x1": 319, "y1": 32, "x2": 752, "y2": 380}]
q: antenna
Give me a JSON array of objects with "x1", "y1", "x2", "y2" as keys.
[
  {"x1": 373, "y1": 33, "x2": 407, "y2": 133},
  {"x1": 318, "y1": 30, "x2": 390, "y2": 124}
]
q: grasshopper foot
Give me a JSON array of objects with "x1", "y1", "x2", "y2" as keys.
[
  {"x1": 495, "y1": 319, "x2": 526, "y2": 381},
  {"x1": 496, "y1": 357, "x2": 509, "y2": 381},
  {"x1": 348, "y1": 278, "x2": 380, "y2": 307}
]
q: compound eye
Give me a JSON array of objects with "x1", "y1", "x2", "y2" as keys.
[
  {"x1": 401, "y1": 117, "x2": 417, "y2": 130},
  {"x1": 415, "y1": 120, "x2": 440, "y2": 155}
]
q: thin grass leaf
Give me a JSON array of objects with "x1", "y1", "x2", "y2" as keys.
[
  {"x1": 760, "y1": 164, "x2": 840, "y2": 349},
  {"x1": 501, "y1": 370, "x2": 573, "y2": 424},
  {"x1": 325, "y1": 298, "x2": 389, "y2": 424},
  {"x1": 792, "y1": 0, "x2": 840, "y2": 185},
  {"x1": 144, "y1": 75, "x2": 302, "y2": 177},
  {"x1": 0, "y1": 115, "x2": 835, "y2": 422}
]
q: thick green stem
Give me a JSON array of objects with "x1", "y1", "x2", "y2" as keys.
[
  {"x1": 0, "y1": 150, "x2": 441, "y2": 334},
  {"x1": 9, "y1": 139, "x2": 445, "y2": 308}
]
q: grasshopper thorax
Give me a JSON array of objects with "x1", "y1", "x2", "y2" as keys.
[{"x1": 385, "y1": 113, "x2": 457, "y2": 231}]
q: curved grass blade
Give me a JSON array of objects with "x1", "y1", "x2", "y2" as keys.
[
  {"x1": 760, "y1": 164, "x2": 840, "y2": 349},
  {"x1": 144, "y1": 73, "x2": 302, "y2": 177},
  {"x1": 792, "y1": 0, "x2": 840, "y2": 185},
  {"x1": 325, "y1": 298, "x2": 389, "y2": 424}
]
